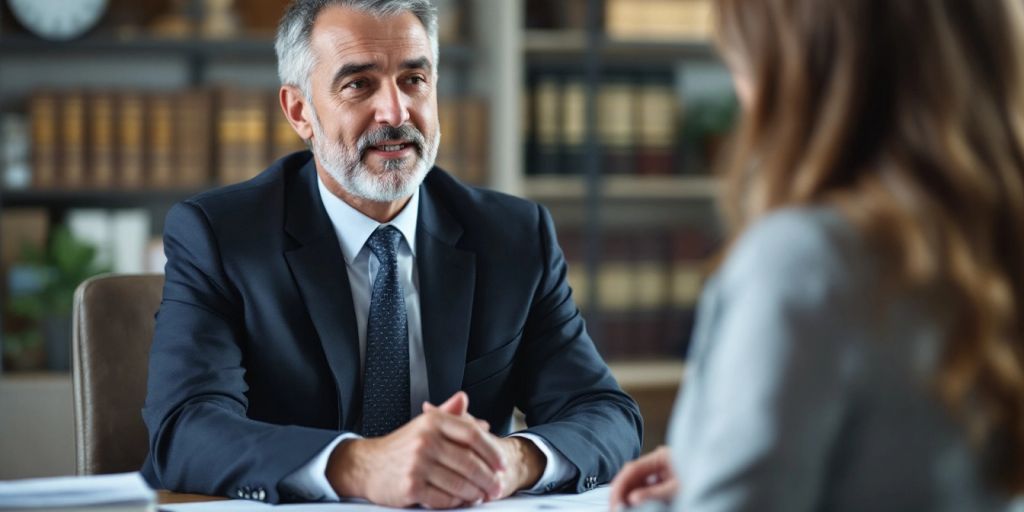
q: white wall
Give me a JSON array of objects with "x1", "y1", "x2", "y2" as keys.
[{"x1": 0, "y1": 375, "x2": 75, "y2": 479}]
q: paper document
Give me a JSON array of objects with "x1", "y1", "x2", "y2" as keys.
[
  {"x1": 0, "y1": 472, "x2": 155, "y2": 510},
  {"x1": 160, "y1": 486, "x2": 610, "y2": 512}
]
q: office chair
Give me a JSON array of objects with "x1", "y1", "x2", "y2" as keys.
[{"x1": 72, "y1": 273, "x2": 163, "y2": 475}]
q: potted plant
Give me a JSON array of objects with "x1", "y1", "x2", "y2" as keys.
[{"x1": 5, "y1": 227, "x2": 110, "y2": 371}]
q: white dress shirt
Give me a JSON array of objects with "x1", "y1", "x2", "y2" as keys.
[{"x1": 280, "y1": 174, "x2": 573, "y2": 501}]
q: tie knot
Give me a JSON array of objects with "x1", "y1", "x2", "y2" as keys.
[{"x1": 367, "y1": 225, "x2": 403, "y2": 260}]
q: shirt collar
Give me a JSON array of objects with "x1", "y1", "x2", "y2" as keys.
[{"x1": 317, "y1": 174, "x2": 419, "y2": 264}]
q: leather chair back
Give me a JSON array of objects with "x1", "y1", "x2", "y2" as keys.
[{"x1": 72, "y1": 274, "x2": 163, "y2": 475}]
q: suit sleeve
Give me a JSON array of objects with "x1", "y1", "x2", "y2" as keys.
[
  {"x1": 142, "y1": 202, "x2": 341, "y2": 503},
  {"x1": 514, "y1": 204, "x2": 643, "y2": 493}
]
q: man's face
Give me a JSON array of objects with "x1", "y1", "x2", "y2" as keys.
[{"x1": 306, "y1": 6, "x2": 439, "y2": 202}]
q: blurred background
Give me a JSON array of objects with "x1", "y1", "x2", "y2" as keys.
[{"x1": 0, "y1": 0, "x2": 736, "y2": 477}]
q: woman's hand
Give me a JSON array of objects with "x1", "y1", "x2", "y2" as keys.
[{"x1": 609, "y1": 446, "x2": 679, "y2": 511}]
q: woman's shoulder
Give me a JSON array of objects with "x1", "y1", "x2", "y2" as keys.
[{"x1": 717, "y1": 206, "x2": 871, "y2": 301}]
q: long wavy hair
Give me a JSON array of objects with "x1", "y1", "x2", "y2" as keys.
[{"x1": 713, "y1": 0, "x2": 1024, "y2": 492}]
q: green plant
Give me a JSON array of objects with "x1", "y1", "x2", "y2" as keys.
[
  {"x1": 679, "y1": 94, "x2": 740, "y2": 171},
  {"x1": 5, "y1": 227, "x2": 110, "y2": 358}
]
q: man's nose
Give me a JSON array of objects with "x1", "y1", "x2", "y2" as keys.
[{"x1": 373, "y1": 82, "x2": 411, "y2": 128}]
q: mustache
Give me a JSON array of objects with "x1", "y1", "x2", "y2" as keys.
[{"x1": 357, "y1": 125, "x2": 426, "y2": 156}]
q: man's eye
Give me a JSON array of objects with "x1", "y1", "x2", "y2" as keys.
[
  {"x1": 345, "y1": 79, "x2": 368, "y2": 90},
  {"x1": 406, "y1": 76, "x2": 426, "y2": 85}
]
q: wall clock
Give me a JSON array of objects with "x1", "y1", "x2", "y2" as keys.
[{"x1": 7, "y1": 0, "x2": 108, "y2": 41}]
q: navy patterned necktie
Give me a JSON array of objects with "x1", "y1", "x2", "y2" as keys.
[{"x1": 360, "y1": 225, "x2": 411, "y2": 437}]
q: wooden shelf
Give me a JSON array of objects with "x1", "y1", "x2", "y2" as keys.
[
  {"x1": 0, "y1": 34, "x2": 276, "y2": 58},
  {"x1": 524, "y1": 30, "x2": 718, "y2": 65},
  {"x1": 524, "y1": 175, "x2": 717, "y2": 201},
  {"x1": 0, "y1": 34, "x2": 475, "y2": 64},
  {"x1": 0, "y1": 188, "x2": 205, "y2": 208},
  {"x1": 609, "y1": 359, "x2": 685, "y2": 388}
]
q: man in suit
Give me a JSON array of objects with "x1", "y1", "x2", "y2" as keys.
[{"x1": 141, "y1": 0, "x2": 641, "y2": 506}]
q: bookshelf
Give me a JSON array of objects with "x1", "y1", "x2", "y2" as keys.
[{"x1": 521, "y1": 0, "x2": 732, "y2": 363}]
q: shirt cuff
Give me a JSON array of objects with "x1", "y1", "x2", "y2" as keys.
[
  {"x1": 508, "y1": 432, "x2": 577, "y2": 494},
  {"x1": 279, "y1": 433, "x2": 361, "y2": 502}
]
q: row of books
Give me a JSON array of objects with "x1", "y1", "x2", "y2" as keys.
[
  {"x1": 22, "y1": 88, "x2": 490, "y2": 191},
  {"x1": 558, "y1": 226, "x2": 719, "y2": 358},
  {"x1": 526, "y1": 0, "x2": 712, "y2": 41},
  {"x1": 605, "y1": 0, "x2": 712, "y2": 41},
  {"x1": 595, "y1": 309, "x2": 695, "y2": 359},
  {"x1": 525, "y1": 75, "x2": 682, "y2": 176}
]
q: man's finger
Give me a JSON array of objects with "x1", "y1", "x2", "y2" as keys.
[
  {"x1": 423, "y1": 460, "x2": 489, "y2": 504},
  {"x1": 436, "y1": 415, "x2": 506, "y2": 471},
  {"x1": 427, "y1": 401, "x2": 490, "y2": 433},
  {"x1": 437, "y1": 391, "x2": 469, "y2": 416},
  {"x1": 418, "y1": 482, "x2": 464, "y2": 510},
  {"x1": 430, "y1": 435, "x2": 503, "y2": 499}
]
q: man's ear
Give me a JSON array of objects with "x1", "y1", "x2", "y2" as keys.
[{"x1": 279, "y1": 85, "x2": 314, "y2": 142}]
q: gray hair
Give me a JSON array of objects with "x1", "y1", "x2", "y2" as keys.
[{"x1": 274, "y1": 0, "x2": 439, "y2": 97}]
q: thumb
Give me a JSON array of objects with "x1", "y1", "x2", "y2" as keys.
[{"x1": 438, "y1": 391, "x2": 469, "y2": 416}]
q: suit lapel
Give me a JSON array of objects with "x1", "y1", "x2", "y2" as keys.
[
  {"x1": 417, "y1": 182, "x2": 476, "y2": 404},
  {"x1": 283, "y1": 161, "x2": 361, "y2": 430}
]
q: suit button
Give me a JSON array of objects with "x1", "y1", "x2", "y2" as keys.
[{"x1": 257, "y1": 489, "x2": 266, "y2": 501}]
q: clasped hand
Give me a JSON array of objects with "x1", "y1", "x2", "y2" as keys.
[{"x1": 327, "y1": 391, "x2": 542, "y2": 509}]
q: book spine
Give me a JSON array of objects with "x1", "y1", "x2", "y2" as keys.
[
  {"x1": 62, "y1": 91, "x2": 87, "y2": 189},
  {"x1": 636, "y1": 80, "x2": 679, "y2": 175},
  {"x1": 460, "y1": 98, "x2": 488, "y2": 185},
  {"x1": 118, "y1": 92, "x2": 146, "y2": 189},
  {"x1": 561, "y1": 80, "x2": 587, "y2": 176},
  {"x1": 89, "y1": 92, "x2": 117, "y2": 189},
  {"x1": 29, "y1": 92, "x2": 59, "y2": 189},
  {"x1": 177, "y1": 89, "x2": 213, "y2": 187},
  {"x1": 147, "y1": 93, "x2": 176, "y2": 188},
  {"x1": 533, "y1": 77, "x2": 562, "y2": 175},
  {"x1": 239, "y1": 90, "x2": 270, "y2": 182},
  {"x1": 216, "y1": 88, "x2": 240, "y2": 185},
  {"x1": 597, "y1": 82, "x2": 636, "y2": 175}
]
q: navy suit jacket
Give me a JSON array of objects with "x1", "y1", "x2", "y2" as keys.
[{"x1": 141, "y1": 152, "x2": 642, "y2": 503}]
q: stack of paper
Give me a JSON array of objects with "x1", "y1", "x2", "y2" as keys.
[
  {"x1": 161, "y1": 486, "x2": 611, "y2": 511},
  {"x1": 0, "y1": 472, "x2": 155, "y2": 512}
]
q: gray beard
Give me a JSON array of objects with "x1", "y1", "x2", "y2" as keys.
[{"x1": 308, "y1": 108, "x2": 439, "y2": 202}]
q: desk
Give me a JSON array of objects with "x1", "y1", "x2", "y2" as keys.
[
  {"x1": 156, "y1": 488, "x2": 611, "y2": 510},
  {"x1": 158, "y1": 490, "x2": 224, "y2": 504}
]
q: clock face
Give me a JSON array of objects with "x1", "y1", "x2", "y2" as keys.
[{"x1": 8, "y1": 0, "x2": 108, "y2": 41}]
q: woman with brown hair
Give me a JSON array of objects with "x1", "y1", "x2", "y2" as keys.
[{"x1": 610, "y1": 0, "x2": 1024, "y2": 510}]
